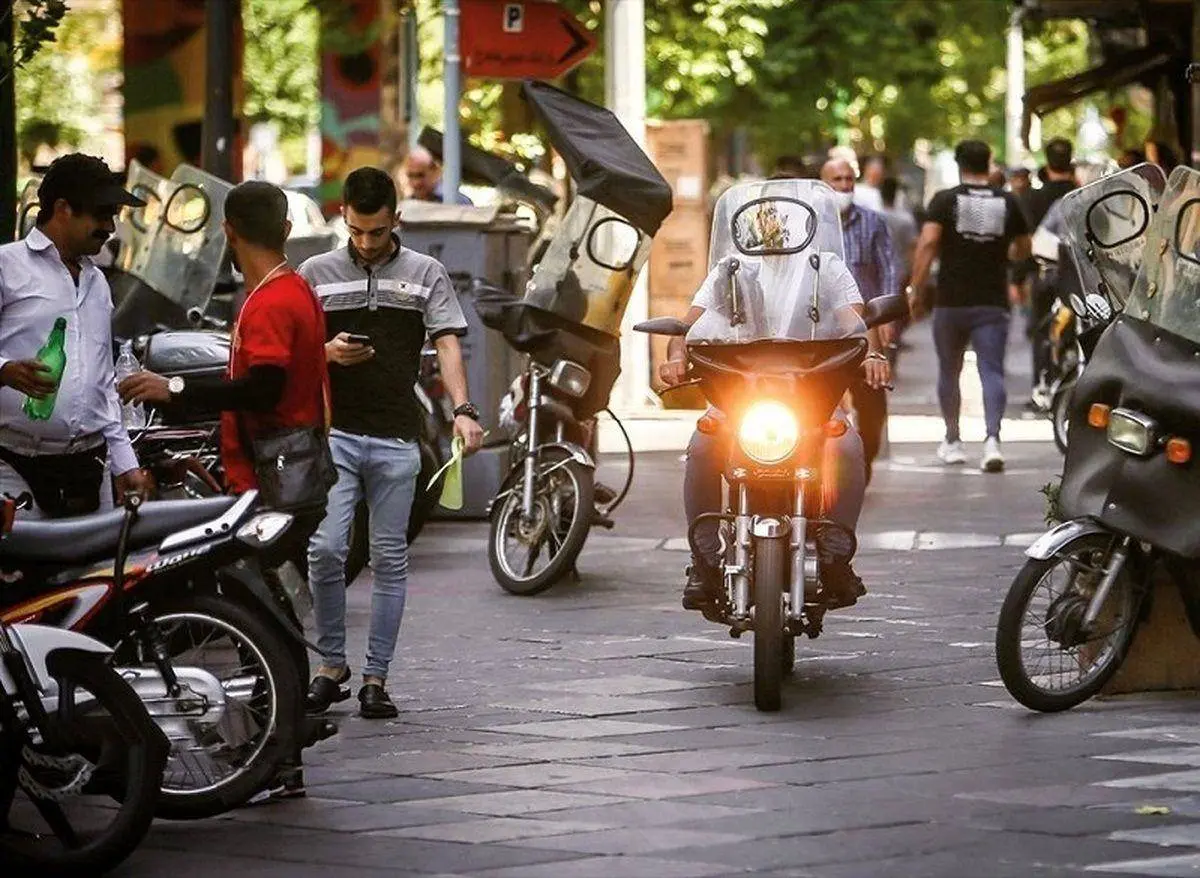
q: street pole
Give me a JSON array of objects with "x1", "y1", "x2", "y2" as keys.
[
  {"x1": 1, "y1": 0, "x2": 16, "y2": 244},
  {"x1": 442, "y1": 0, "x2": 461, "y2": 204},
  {"x1": 606, "y1": 0, "x2": 652, "y2": 409},
  {"x1": 1192, "y1": 0, "x2": 1200, "y2": 166},
  {"x1": 201, "y1": 0, "x2": 235, "y2": 181},
  {"x1": 1005, "y1": 6, "x2": 1026, "y2": 167},
  {"x1": 403, "y1": 3, "x2": 420, "y2": 152}
]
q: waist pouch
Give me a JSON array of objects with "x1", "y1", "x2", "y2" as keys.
[{"x1": 0, "y1": 445, "x2": 106, "y2": 517}]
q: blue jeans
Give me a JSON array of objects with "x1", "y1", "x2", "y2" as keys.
[
  {"x1": 685, "y1": 411, "x2": 866, "y2": 570},
  {"x1": 932, "y1": 306, "x2": 1009, "y2": 442},
  {"x1": 307, "y1": 429, "x2": 420, "y2": 680}
]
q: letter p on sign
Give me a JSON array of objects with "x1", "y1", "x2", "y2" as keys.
[{"x1": 503, "y1": 3, "x2": 524, "y2": 32}]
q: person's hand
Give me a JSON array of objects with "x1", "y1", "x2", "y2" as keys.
[
  {"x1": 326, "y1": 333, "x2": 375, "y2": 366},
  {"x1": 658, "y1": 358, "x2": 688, "y2": 387},
  {"x1": 454, "y1": 415, "x2": 484, "y2": 456},
  {"x1": 0, "y1": 360, "x2": 56, "y2": 398},
  {"x1": 905, "y1": 285, "x2": 926, "y2": 321},
  {"x1": 877, "y1": 322, "x2": 897, "y2": 348},
  {"x1": 118, "y1": 371, "x2": 171, "y2": 404},
  {"x1": 863, "y1": 355, "x2": 891, "y2": 390},
  {"x1": 114, "y1": 468, "x2": 154, "y2": 504}
]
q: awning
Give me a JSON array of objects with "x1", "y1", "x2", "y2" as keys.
[{"x1": 1023, "y1": 46, "x2": 1175, "y2": 144}]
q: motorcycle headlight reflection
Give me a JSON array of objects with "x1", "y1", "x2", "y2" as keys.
[
  {"x1": 236, "y1": 512, "x2": 293, "y2": 548},
  {"x1": 738, "y1": 401, "x2": 799, "y2": 465}
]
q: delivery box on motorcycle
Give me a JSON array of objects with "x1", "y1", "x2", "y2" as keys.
[{"x1": 1062, "y1": 165, "x2": 1200, "y2": 557}]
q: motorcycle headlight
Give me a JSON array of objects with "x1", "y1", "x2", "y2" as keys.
[
  {"x1": 1107, "y1": 408, "x2": 1157, "y2": 457},
  {"x1": 548, "y1": 360, "x2": 591, "y2": 398},
  {"x1": 236, "y1": 512, "x2": 293, "y2": 547},
  {"x1": 738, "y1": 401, "x2": 799, "y2": 465}
]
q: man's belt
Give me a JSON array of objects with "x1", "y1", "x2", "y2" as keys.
[{"x1": 0, "y1": 428, "x2": 105, "y2": 457}]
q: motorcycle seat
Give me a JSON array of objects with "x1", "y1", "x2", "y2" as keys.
[{"x1": 1, "y1": 496, "x2": 241, "y2": 565}]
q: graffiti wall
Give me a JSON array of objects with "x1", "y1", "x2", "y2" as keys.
[{"x1": 122, "y1": 0, "x2": 243, "y2": 177}]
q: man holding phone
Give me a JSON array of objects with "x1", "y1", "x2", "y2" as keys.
[{"x1": 299, "y1": 167, "x2": 483, "y2": 719}]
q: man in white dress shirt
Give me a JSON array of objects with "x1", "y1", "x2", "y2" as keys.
[{"x1": 0, "y1": 153, "x2": 151, "y2": 517}]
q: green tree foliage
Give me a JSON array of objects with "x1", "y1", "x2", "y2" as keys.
[{"x1": 242, "y1": 0, "x2": 321, "y2": 139}]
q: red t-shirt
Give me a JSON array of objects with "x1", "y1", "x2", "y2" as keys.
[{"x1": 221, "y1": 272, "x2": 330, "y2": 494}]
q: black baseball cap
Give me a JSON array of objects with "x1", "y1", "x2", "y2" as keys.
[{"x1": 38, "y1": 153, "x2": 146, "y2": 214}]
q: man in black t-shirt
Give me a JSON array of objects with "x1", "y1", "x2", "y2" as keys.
[{"x1": 907, "y1": 140, "x2": 1031, "y2": 474}]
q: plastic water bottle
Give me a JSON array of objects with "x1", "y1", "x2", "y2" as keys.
[
  {"x1": 23, "y1": 317, "x2": 67, "y2": 421},
  {"x1": 114, "y1": 340, "x2": 146, "y2": 430}
]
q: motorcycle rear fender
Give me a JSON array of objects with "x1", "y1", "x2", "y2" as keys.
[
  {"x1": 217, "y1": 558, "x2": 327, "y2": 657},
  {"x1": 1026, "y1": 518, "x2": 1112, "y2": 561},
  {"x1": 1, "y1": 625, "x2": 110, "y2": 692}
]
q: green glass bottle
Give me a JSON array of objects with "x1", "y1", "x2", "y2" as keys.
[{"x1": 23, "y1": 317, "x2": 67, "y2": 421}]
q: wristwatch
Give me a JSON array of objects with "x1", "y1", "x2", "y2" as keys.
[
  {"x1": 453, "y1": 402, "x2": 481, "y2": 422},
  {"x1": 167, "y1": 376, "x2": 185, "y2": 398}
]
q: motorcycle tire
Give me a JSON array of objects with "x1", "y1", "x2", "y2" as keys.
[
  {"x1": 488, "y1": 449, "x2": 594, "y2": 596},
  {"x1": 136, "y1": 593, "x2": 303, "y2": 820},
  {"x1": 995, "y1": 534, "x2": 1142, "y2": 713},
  {"x1": 0, "y1": 649, "x2": 167, "y2": 876},
  {"x1": 753, "y1": 535, "x2": 786, "y2": 712},
  {"x1": 781, "y1": 634, "x2": 796, "y2": 677},
  {"x1": 1051, "y1": 384, "x2": 1073, "y2": 456}
]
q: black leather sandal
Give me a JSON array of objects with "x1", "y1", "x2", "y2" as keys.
[
  {"x1": 306, "y1": 667, "x2": 351, "y2": 714},
  {"x1": 358, "y1": 683, "x2": 399, "y2": 719}
]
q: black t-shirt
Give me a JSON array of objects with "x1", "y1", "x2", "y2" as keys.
[
  {"x1": 1018, "y1": 179, "x2": 1076, "y2": 230},
  {"x1": 927, "y1": 184, "x2": 1029, "y2": 309}
]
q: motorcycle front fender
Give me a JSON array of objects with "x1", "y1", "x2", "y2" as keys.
[
  {"x1": 218, "y1": 558, "x2": 325, "y2": 656},
  {"x1": 1025, "y1": 518, "x2": 1113, "y2": 561},
  {"x1": 1, "y1": 625, "x2": 110, "y2": 693},
  {"x1": 488, "y1": 442, "x2": 596, "y2": 513}
]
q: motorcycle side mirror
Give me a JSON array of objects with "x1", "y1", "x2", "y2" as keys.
[
  {"x1": 862, "y1": 295, "x2": 908, "y2": 329},
  {"x1": 633, "y1": 317, "x2": 689, "y2": 336}
]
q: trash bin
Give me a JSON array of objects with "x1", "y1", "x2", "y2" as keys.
[{"x1": 400, "y1": 202, "x2": 532, "y2": 519}]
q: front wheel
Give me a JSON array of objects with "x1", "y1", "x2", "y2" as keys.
[
  {"x1": 114, "y1": 592, "x2": 303, "y2": 819},
  {"x1": 753, "y1": 535, "x2": 786, "y2": 712},
  {"x1": 0, "y1": 649, "x2": 168, "y2": 875},
  {"x1": 488, "y1": 449, "x2": 594, "y2": 596},
  {"x1": 995, "y1": 532, "x2": 1143, "y2": 712},
  {"x1": 1051, "y1": 384, "x2": 1074, "y2": 455}
]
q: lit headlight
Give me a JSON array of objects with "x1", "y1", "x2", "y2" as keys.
[
  {"x1": 236, "y1": 512, "x2": 293, "y2": 547},
  {"x1": 1107, "y1": 408, "x2": 1157, "y2": 457},
  {"x1": 738, "y1": 401, "x2": 799, "y2": 464},
  {"x1": 548, "y1": 360, "x2": 591, "y2": 398}
]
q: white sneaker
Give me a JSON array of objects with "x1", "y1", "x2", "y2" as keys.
[
  {"x1": 981, "y1": 436, "x2": 1005, "y2": 473},
  {"x1": 936, "y1": 440, "x2": 966, "y2": 465}
]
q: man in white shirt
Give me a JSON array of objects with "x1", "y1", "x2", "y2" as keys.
[{"x1": 0, "y1": 153, "x2": 151, "y2": 517}]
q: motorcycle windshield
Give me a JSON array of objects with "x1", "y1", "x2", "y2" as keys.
[
  {"x1": 1059, "y1": 162, "x2": 1165, "y2": 309},
  {"x1": 686, "y1": 179, "x2": 866, "y2": 346},
  {"x1": 114, "y1": 160, "x2": 175, "y2": 277},
  {"x1": 16, "y1": 179, "x2": 38, "y2": 238},
  {"x1": 139, "y1": 165, "x2": 233, "y2": 314},
  {"x1": 523, "y1": 195, "x2": 651, "y2": 337},
  {"x1": 1126, "y1": 166, "x2": 1200, "y2": 346}
]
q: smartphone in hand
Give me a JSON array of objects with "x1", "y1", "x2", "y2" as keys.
[{"x1": 345, "y1": 333, "x2": 372, "y2": 346}]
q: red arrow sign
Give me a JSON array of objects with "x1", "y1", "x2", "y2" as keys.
[{"x1": 460, "y1": 0, "x2": 597, "y2": 80}]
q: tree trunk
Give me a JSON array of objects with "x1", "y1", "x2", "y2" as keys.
[{"x1": 1, "y1": 0, "x2": 16, "y2": 243}]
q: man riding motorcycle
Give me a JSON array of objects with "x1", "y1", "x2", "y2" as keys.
[{"x1": 659, "y1": 232, "x2": 891, "y2": 612}]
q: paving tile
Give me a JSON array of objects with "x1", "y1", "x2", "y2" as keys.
[
  {"x1": 1088, "y1": 853, "x2": 1200, "y2": 875},
  {"x1": 521, "y1": 675, "x2": 710, "y2": 696},
  {"x1": 423, "y1": 763, "x2": 643, "y2": 788},
  {"x1": 394, "y1": 789, "x2": 631, "y2": 817},
  {"x1": 468, "y1": 739, "x2": 662, "y2": 761},
  {"x1": 466, "y1": 855, "x2": 738, "y2": 878},
  {"x1": 369, "y1": 817, "x2": 613, "y2": 843},
  {"x1": 507, "y1": 826, "x2": 750, "y2": 854},
  {"x1": 561, "y1": 772, "x2": 777, "y2": 800},
  {"x1": 485, "y1": 718, "x2": 684, "y2": 738},
  {"x1": 492, "y1": 695, "x2": 686, "y2": 716}
]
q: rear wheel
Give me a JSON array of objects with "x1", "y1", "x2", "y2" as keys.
[
  {"x1": 753, "y1": 535, "x2": 785, "y2": 712},
  {"x1": 995, "y1": 533, "x2": 1143, "y2": 712},
  {"x1": 1, "y1": 649, "x2": 167, "y2": 875},
  {"x1": 1051, "y1": 384, "x2": 1073, "y2": 456}
]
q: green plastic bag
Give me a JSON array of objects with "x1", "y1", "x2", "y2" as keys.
[{"x1": 428, "y1": 436, "x2": 465, "y2": 510}]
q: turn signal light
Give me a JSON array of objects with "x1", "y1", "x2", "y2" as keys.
[
  {"x1": 824, "y1": 420, "x2": 848, "y2": 438},
  {"x1": 697, "y1": 413, "x2": 722, "y2": 435},
  {"x1": 1088, "y1": 404, "x2": 1112, "y2": 429},
  {"x1": 1167, "y1": 437, "x2": 1192, "y2": 464}
]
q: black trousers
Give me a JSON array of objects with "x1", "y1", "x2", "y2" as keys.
[{"x1": 849, "y1": 385, "x2": 887, "y2": 479}]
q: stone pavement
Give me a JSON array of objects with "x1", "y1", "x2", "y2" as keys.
[{"x1": 115, "y1": 322, "x2": 1200, "y2": 878}]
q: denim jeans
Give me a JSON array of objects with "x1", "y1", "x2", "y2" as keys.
[
  {"x1": 684, "y1": 411, "x2": 866, "y2": 570},
  {"x1": 932, "y1": 306, "x2": 1009, "y2": 442},
  {"x1": 307, "y1": 429, "x2": 420, "y2": 681}
]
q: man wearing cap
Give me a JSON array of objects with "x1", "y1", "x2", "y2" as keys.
[{"x1": 0, "y1": 153, "x2": 151, "y2": 517}]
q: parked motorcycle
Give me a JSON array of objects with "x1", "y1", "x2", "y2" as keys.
[
  {"x1": 476, "y1": 81, "x2": 673, "y2": 595},
  {"x1": 0, "y1": 488, "x2": 329, "y2": 819},
  {"x1": 0, "y1": 495, "x2": 169, "y2": 875},
  {"x1": 636, "y1": 179, "x2": 908, "y2": 712},
  {"x1": 995, "y1": 163, "x2": 1200, "y2": 712}
]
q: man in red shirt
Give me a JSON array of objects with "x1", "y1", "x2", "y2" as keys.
[{"x1": 120, "y1": 181, "x2": 331, "y2": 796}]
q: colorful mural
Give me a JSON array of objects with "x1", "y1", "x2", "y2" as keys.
[
  {"x1": 122, "y1": 0, "x2": 243, "y2": 177},
  {"x1": 319, "y1": 0, "x2": 387, "y2": 214}
]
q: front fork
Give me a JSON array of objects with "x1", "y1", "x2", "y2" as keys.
[{"x1": 520, "y1": 368, "x2": 542, "y2": 522}]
